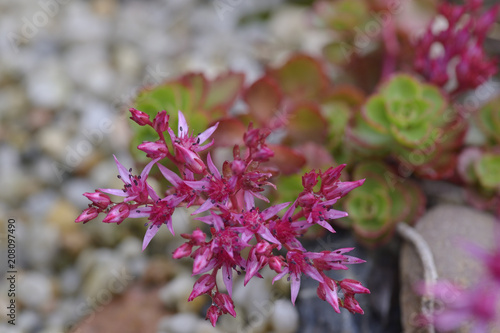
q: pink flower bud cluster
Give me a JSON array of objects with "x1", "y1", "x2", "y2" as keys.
[
  {"x1": 76, "y1": 108, "x2": 369, "y2": 325},
  {"x1": 414, "y1": 0, "x2": 498, "y2": 95}
]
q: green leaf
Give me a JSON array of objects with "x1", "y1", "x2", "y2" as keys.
[
  {"x1": 284, "y1": 102, "x2": 328, "y2": 145},
  {"x1": 475, "y1": 154, "x2": 500, "y2": 190},
  {"x1": 362, "y1": 95, "x2": 390, "y2": 133},
  {"x1": 421, "y1": 85, "x2": 446, "y2": 113},
  {"x1": 266, "y1": 145, "x2": 306, "y2": 175},
  {"x1": 203, "y1": 72, "x2": 245, "y2": 112},
  {"x1": 275, "y1": 174, "x2": 304, "y2": 203},
  {"x1": 390, "y1": 122, "x2": 430, "y2": 147},
  {"x1": 244, "y1": 76, "x2": 282, "y2": 124},
  {"x1": 270, "y1": 54, "x2": 328, "y2": 102},
  {"x1": 386, "y1": 99, "x2": 430, "y2": 128},
  {"x1": 382, "y1": 74, "x2": 419, "y2": 100}
]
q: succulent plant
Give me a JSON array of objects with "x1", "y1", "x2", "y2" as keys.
[
  {"x1": 475, "y1": 96, "x2": 500, "y2": 146},
  {"x1": 338, "y1": 161, "x2": 425, "y2": 247},
  {"x1": 348, "y1": 74, "x2": 466, "y2": 179},
  {"x1": 129, "y1": 72, "x2": 245, "y2": 161},
  {"x1": 414, "y1": 0, "x2": 499, "y2": 95},
  {"x1": 458, "y1": 148, "x2": 500, "y2": 213}
]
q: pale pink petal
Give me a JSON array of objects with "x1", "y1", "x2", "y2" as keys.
[
  {"x1": 250, "y1": 190, "x2": 270, "y2": 203},
  {"x1": 222, "y1": 264, "x2": 233, "y2": 297},
  {"x1": 129, "y1": 207, "x2": 151, "y2": 218},
  {"x1": 207, "y1": 153, "x2": 221, "y2": 179},
  {"x1": 317, "y1": 220, "x2": 336, "y2": 233},
  {"x1": 141, "y1": 157, "x2": 160, "y2": 180},
  {"x1": 324, "y1": 209, "x2": 348, "y2": 220},
  {"x1": 147, "y1": 185, "x2": 160, "y2": 202},
  {"x1": 166, "y1": 217, "x2": 174, "y2": 235},
  {"x1": 193, "y1": 199, "x2": 216, "y2": 215},
  {"x1": 178, "y1": 110, "x2": 188, "y2": 137},
  {"x1": 197, "y1": 122, "x2": 219, "y2": 144},
  {"x1": 261, "y1": 202, "x2": 290, "y2": 220},
  {"x1": 99, "y1": 188, "x2": 127, "y2": 197},
  {"x1": 113, "y1": 155, "x2": 130, "y2": 183},
  {"x1": 259, "y1": 227, "x2": 281, "y2": 247},
  {"x1": 304, "y1": 266, "x2": 324, "y2": 283},
  {"x1": 158, "y1": 163, "x2": 182, "y2": 187},
  {"x1": 290, "y1": 272, "x2": 301, "y2": 305},
  {"x1": 272, "y1": 267, "x2": 289, "y2": 284},
  {"x1": 142, "y1": 224, "x2": 161, "y2": 250},
  {"x1": 244, "y1": 191, "x2": 255, "y2": 211},
  {"x1": 184, "y1": 180, "x2": 210, "y2": 191}
]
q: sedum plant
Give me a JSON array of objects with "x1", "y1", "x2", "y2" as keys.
[
  {"x1": 348, "y1": 74, "x2": 465, "y2": 179},
  {"x1": 338, "y1": 161, "x2": 425, "y2": 247},
  {"x1": 475, "y1": 96, "x2": 500, "y2": 147},
  {"x1": 458, "y1": 148, "x2": 500, "y2": 214},
  {"x1": 76, "y1": 108, "x2": 369, "y2": 325},
  {"x1": 414, "y1": 0, "x2": 499, "y2": 96}
]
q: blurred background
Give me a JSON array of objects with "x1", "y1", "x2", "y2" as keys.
[
  {"x1": 0, "y1": 1, "x2": 332, "y2": 332},
  {"x1": 1, "y1": 0, "x2": 500, "y2": 332}
]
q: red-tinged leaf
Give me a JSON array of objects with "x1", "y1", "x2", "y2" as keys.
[
  {"x1": 180, "y1": 73, "x2": 209, "y2": 109},
  {"x1": 266, "y1": 144, "x2": 306, "y2": 175},
  {"x1": 210, "y1": 118, "x2": 246, "y2": 148},
  {"x1": 243, "y1": 75, "x2": 283, "y2": 124},
  {"x1": 203, "y1": 72, "x2": 245, "y2": 113},
  {"x1": 413, "y1": 151, "x2": 459, "y2": 180},
  {"x1": 323, "y1": 85, "x2": 366, "y2": 108},
  {"x1": 295, "y1": 142, "x2": 335, "y2": 170},
  {"x1": 284, "y1": 102, "x2": 328, "y2": 145},
  {"x1": 269, "y1": 54, "x2": 329, "y2": 102}
]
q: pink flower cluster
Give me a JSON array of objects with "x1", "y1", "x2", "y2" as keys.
[
  {"x1": 414, "y1": 0, "x2": 498, "y2": 95},
  {"x1": 76, "y1": 108, "x2": 369, "y2": 325},
  {"x1": 419, "y1": 231, "x2": 500, "y2": 332}
]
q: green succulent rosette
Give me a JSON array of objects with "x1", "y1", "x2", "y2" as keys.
[
  {"x1": 459, "y1": 148, "x2": 500, "y2": 200},
  {"x1": 349, "y1": 74, "x2": 464, "y2": 179},
  {"x1": 339, "y1": 161, "x2": 425, "y2": 247},
  {"x1": 475, "y1": 95, "x2": 500, "y2": 146}
]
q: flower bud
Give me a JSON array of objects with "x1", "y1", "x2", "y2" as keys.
[
  {"x1": 172, "y1": 243, "x2": 193, "y2": 259},
  {"x1": 129, "y1": 108, "x2": 151, "y2": 126},
  {"x1": 103, "y1": 203, "x2": 130, "y2": 224},
  {"x1": 83, "y1": 191, "x2": 111, "y2": 209},
  {"x1": 75, "y1": 207, "x2": 100, "y2": 223},
  {"x1": 152, "y1": 110, "x2": 169, "y2": 133}
]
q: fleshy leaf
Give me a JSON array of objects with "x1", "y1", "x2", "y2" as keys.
[
  {"x1": 203, "y1": 72, "x2": 245, "y2": 112},
  {"x1": 284, "y1": 102, "x2": 328, "y2": 145},
  {"x1": 266, "y1": 144, "x2": 306, "y2": 175},
  {"x1": 269, "y1": 54, "x2": 328, "y2": 102},
  {"x1": 244, "y1": 76, "x2": 283, "y2": 124},
  {"x1": 475, "y1": 154, "x2": 500, "y2": 190},
  {"x1": 210, "y1": 118, "x2": 246, "y2": 148}
]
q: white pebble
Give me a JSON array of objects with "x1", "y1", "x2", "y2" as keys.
[
  {"x1": 271, "y1": 299, "x2": 299, "y2": 333},
  {"x1": 18, "y1": 272, "x2": 53, "y2": 309},
  {"x1": 157, "y1": 313, "x2": 201, "y2": 333},
  {"x1": 158, "y1": 274, "x2": 195, "y2": 309}
]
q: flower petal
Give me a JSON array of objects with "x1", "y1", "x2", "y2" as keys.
[
  {"x1": 207, "y1": 153, "x2": 221, "y2": 179},
  {"x1": 178, "y1": 110, "x2": 188, "y2": 137},
  {"x1": 113, "y1": 155, "x2": 130, "y2": 183},
  {"x1": 158, "y1": 163, "x2": 182, "y2": 187},
  {"x1": 261, "y1": 202, "x2": 290, "y2": 220},
  {"x1": 99, "y1": 188, "x2": 127, "y2": 197},
  {"x1": 141, "y1": 157, "x2": 160, "y2": 180},
  {"x1": 197, "y1": 122, "x2": 219, "y2": 144},
  {"x1": 193, "y1": 199, "x2": 216, "y2": 215},
  {"x1": 142, "y1": 223, "x2": 161, "y2": 250},
  {"x1": 222, "y1": 264, "x2": 233, "y2": 297},
  {"x1": 290, "y1": 272, "x2": 301, "y2": 305}
]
